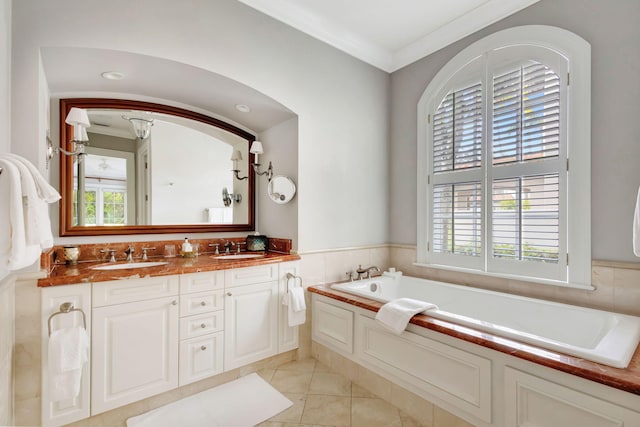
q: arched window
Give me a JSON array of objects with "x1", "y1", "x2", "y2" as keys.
[{"x1": 417, "y1": 26, "x2": 591, "y2": 288}]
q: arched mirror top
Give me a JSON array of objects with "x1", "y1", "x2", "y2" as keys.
[{"x1": 59, "y1": 98, "x2": 256, "y2": 236}]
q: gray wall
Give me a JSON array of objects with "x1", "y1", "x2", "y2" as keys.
[
  {"x1": 257, "y1": 117, "x2": 299, "y2": 247},
  {"x1": 389, "y1": 0, "x2": 640, "y2": 262}
]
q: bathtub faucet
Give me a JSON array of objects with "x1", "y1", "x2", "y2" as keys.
[{"x1": 356, "y1": 264, "x2": 380, "y2": 280}]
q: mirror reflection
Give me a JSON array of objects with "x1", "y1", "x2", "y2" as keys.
[{"x1": 60, "y1": 99, "x2": 255, "y2": 236}]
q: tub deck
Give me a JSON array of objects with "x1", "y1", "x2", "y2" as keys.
[{"x1": 308, "y1": 283, "x2": 640, "y2": 395}]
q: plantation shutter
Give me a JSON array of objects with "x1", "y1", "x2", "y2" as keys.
[
  {"x1": 432, "y1": 82, "x2": 483, "y2": 258},
  {"x1": 433, "y1": 83, "x2": 483, "y2": 173},
  {"x1": 490, "y1": 61, "x2": 562, "y2": 266},
  {"x1": 492, "y1": 63, "x2": 560, "y2": 165}
]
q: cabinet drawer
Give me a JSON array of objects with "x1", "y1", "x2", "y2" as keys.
[
  {"x1": 93, "y1": 276, "x2": 179, "y2": 307},
  {"x1": 180, "y1": 290, "x2": 224, "y2": 316},
  {"x1": 180, "y1": 271, "x2": 224, "y2": 294},
  {"x1": 225, "y1": 264, "x2": 279, "y2": 288},
  {"x1": 180, "y1": 311, "x2": 224, "y2": 340},
  {"x1": 179, "y1": 332, "x2": 224, "y2": 386}
]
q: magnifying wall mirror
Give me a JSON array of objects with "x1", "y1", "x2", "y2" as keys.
[
  {"x1": 59, "y1": 98, "x2": 256, "y2": 236},
  {"x1": 268, "y1": 175, "x2": 296, "y2": 204}
]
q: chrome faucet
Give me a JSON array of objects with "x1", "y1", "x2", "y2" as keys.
[
  {"x1": 356, "y1": 264, "x2": 380, "y2": 280},
  {"x1": 365, "y1": 265, "x2": 380, "y2": 278},
  {"x1": 124, "y1": 245, "x2": 135, "y2": 262},
  {"x1": 223, "y1": 241, "x2": 235, "y2": 254}
]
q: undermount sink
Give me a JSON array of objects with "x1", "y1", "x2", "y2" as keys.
[
  {"x1": 91, "y1": 261, "x2": 169, "y2": 271},
  {"x1": 212, "y1": 253, "x2": 265, "y2": 260}
]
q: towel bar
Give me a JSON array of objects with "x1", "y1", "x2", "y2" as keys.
[
  {"x1": 47, "y1": 302, "x2": 87, "y2": 336},
  {"x1": 286, "y1": 272, "x2": 303, "y2": 292}
]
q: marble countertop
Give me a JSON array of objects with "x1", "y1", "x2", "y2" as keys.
[
  {"x1": 308, "y1": 283, "x2": 640, "y2": 396},
  {"x1": 38, "y1": 252, "x2": 300, "y2": 287}
]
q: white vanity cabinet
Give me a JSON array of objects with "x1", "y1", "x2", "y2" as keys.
[
  {"x1": 91, "y1": 276, "x2": 179, "y2": 415},
  {"x1": 224, "y1": 264, "x2": 280, "y2": 370},
  {"x1": 178, "y1": 271, "x2": 224, "y2": 386},
  {"x1": 41, "y1": 283, "x2": 92, "y2": 427},
  {"x1": 41, "y1": 260, "x2": 300, "y2": 426}
]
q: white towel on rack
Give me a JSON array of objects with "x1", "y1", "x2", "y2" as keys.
[
  {"x1": 375, "y1": 298, "x2": 438, "y2": 335},
  {"x1": 0, "y1": 159, "x2": 41, "y2": 270},
  {"x1": 0, "y1": 155, "x2": 59, "y2": 270},
  {"x1": 6, "y1": 158, "x2": 50, "y2": 247},
  {"x1": 634, "y1": 186, "x2": 640, "y2": 257},
  {"x1": 282, "y1": 286, "x2": 306, "y2": 327},
  {"x1": 48, "y1": 326, "x2": 89, "y2": 402},
  {"x1": 3, "y1": 153, "x2": 61, "y2": 202}
]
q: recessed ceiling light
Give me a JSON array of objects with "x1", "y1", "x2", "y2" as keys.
[
  {"x1": 101, "y1": 71, "x2": 125, "y2": 80},
  {"x1": 235, "y1": 104, "x2": 251, "y2": 113}
]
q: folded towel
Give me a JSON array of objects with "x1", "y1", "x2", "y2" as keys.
[
  {"x1": 0, "y1": 159, "x2": 41, "y2": 270},
  {"x1": 375, "y1": 298, "x2": 438, "y2": 335},
  {"x1": 6, "y1": 158, "x2": 50, "y2": 247},
  {"x1": 290, "y1": 286, "x2": 306, "y2": 313},
  {"x1": 48, "y1": 326, "x2": 89, "y2": 402},
  {"x1": 3, "y1": 153, "x2": 61, "y2": 202},
  {"x1": 282, "y1": 288, "x2": 306, "y2": 327},
  {"x1": 49, "y1": 326, "x2": 89, "y2": 373},
  {"x1": 634, "y1": 186, "x2": 640, "y2": 257}
]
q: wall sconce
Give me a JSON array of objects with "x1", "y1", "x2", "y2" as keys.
[
  {"x1": 231, "y1": 141, "x2": 273, "y2": 181},
  {"x1": 222, "y1": 187, "x2": 242, "y2": 207},
  {"x1": 122, "y1": 116, "x2": 154, "y2": 140},
  {"x1": 46, "y1": 107, "x2": 91, "y2": 168}
]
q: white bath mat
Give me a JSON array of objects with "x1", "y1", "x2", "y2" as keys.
[{"x1": 126, "y1": 373, "x2": 292, "y2": 427}]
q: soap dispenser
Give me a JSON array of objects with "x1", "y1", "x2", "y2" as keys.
[{"x1": 181, "y1": 237, "x2": 194, "y2": 257}]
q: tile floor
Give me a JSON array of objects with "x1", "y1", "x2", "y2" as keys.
[{"x1": 257, "y1": 358, "x2": 423, "y2": 427}]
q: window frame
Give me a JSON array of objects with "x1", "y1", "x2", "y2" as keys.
[{"x1": 416, "y1": 25, "x2": 591, "y2": 289}]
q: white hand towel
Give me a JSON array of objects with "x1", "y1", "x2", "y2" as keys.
[
  {"x1": 3, "y1": 153, "x2": 61, "y2": 202},
  {"x1": 48, "y1": 326, "x2": 89, "y2": 402},
  {"x1": 290, "y1": 286, "x2": 306, "y2": 313},
  {"x1": 375, "y1": 298, "x2": 438, "y2": 335},
  {"x1": 282, "y1": 289, "x2": 306, "y2": 327},
  {"x1": 634, "y1": 186, "x2": 640, "y2": 257},
  {"x1": 7, "y1": 158, "x2": 48, "y2": 246},
  {"x1": 0, "y1": 159, "x2": 41, "y2": 271}
]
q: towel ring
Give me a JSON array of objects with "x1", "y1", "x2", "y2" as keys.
[
  {"x1": 47, "y1": 302, "x2": 87, "y2": 336},
  {"x1": 286, "y1": 272, "x2": 303, "y2": 292}
]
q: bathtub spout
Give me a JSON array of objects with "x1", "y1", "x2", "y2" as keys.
[{"x1": 356, "y1": 264, "x2": 380, "y2": 279}]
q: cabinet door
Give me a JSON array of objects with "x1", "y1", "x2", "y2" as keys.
[
  {"x1": 92, "y1": 296, "x2": 179, "y2": 415},
  {"x1": 179, "y1": 332, "x2": 224, "y2": 386},
  {"x1": 224, "y1": 281, "x2": 278, "y2": 370},
  {"x1": 41, "y1": 284, "x2": 92, "y2": 427},
  {"x1": 278, "y1": 261, "x2": 300, "y2": 352}
]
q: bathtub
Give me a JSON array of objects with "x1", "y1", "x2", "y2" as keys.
[{"x1": 331, "y1": 271, "x2": 640, "y2": 368}]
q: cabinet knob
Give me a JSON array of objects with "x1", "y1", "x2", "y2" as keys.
[
  {"x1": 200, "y1": 345, "x2": 207, "y2": 351},
  {"x1": 200, "y1": 323, "x2": 206, "y2": 328},
  {"x1": 227, "y1": 292, "x2": 232, "y2": 296},
  {"x1": 200, "y1": 301, "x2": 206, "y2": 306},
  {"x1": 171, "y1": 300, "x2": 178, "y2": 306}
]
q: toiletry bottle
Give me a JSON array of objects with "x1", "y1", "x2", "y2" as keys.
[{"x1": 182, "y1": 238, "x2": 193, "y2": 253}]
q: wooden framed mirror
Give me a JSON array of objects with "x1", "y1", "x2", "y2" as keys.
[{"x1": 59, "y1": 98, "x2": 256, "y2": 236}]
